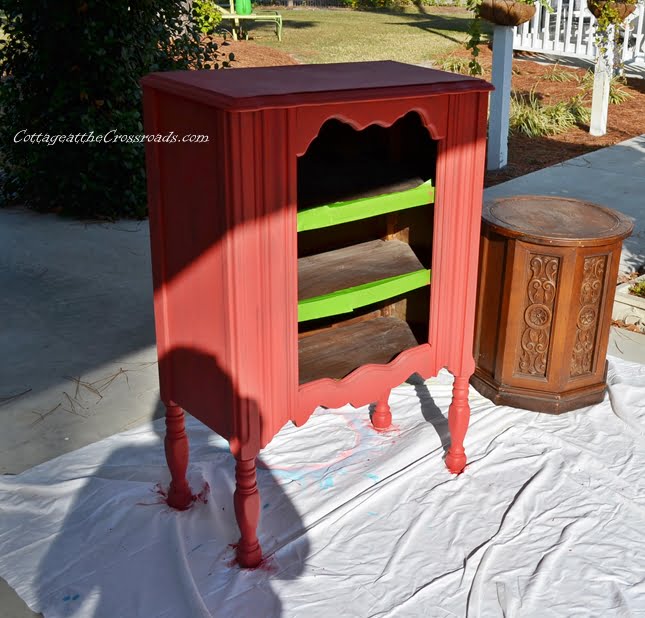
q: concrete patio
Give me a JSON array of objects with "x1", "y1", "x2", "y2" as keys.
[{"x1": 1, "y1": 135, "x2": 644, "y2": 617}]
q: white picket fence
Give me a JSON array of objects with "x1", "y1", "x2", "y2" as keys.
[{"x1": 512, "y1": 0, "x2": 645, "y2": 67}]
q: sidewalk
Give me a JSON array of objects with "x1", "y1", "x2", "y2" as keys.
[{"x1": 1, "y1": 135, "x2": 644, "y2": 617}]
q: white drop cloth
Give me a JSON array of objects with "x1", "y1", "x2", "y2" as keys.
[{"x1": 1, "y1": 356, "x2": 644, "y2": 617}]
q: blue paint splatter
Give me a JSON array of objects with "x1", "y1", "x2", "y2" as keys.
[
  {"x1": 72, "y1": 594, "x2": 80, "y2": 601},
  {"x1": 367, "y1": 511, "x2": 378, "y2": 516},
  {"x1": 365, "y1": 473, "x2": 379, "y2": 483},
  {"x1": 320, "y1": 476, "x2": 334, "y2": 489},
  {"x1": 263, "y1": 503, "x2": 270, "y2": 509},
  {"x1": 63, "y1": 594, "x2": 80, "y2": 602},
  {"x1": 63, "y1": 596, "x2": 71, "y2": 602}
]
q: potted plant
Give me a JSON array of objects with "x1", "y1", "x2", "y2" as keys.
[
  {"x1": 465, "y1": 0, "x2": 551, "y2": 75},
  {"x1": 587, "y1": 0, "x2": 637, "y2": 67}
]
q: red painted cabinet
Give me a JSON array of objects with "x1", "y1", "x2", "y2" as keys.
[{"x1": 142, "y1": 62, "x2": 492, "y2": 567}]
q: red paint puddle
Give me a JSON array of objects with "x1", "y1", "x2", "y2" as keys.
[
  {"x1": 137, "y1": 482, "x2": 210, "y2": 508},
  {"x1": 366, "y1": 420, "x2": 401, "y2": 435},
  {"x1": 226, "y1": 546, "x2": 278, "y2": 573}
]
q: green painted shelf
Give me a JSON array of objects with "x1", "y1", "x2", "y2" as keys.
[
  {"x1": 297, "y1": 239, "x2": 431, "y2": 322},
  {"x1": 297, "y1": 179, "x2": 434, "y2": 233}
]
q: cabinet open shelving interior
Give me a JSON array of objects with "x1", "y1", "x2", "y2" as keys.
[{"x1": 296, "y1": 112, "x2": 437, "y2": 385}]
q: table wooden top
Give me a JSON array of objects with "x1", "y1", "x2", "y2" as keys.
[{"x1": 483, "y1": 195, "x2": 634, "y2": 247}]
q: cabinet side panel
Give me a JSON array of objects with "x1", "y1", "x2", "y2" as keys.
[
  {"x1": 431, "y1": 92, "x2": 489, "y2": 377},
  {"x1": 144, "y1": 89, "x2": 234, "y2": 439},
  {"x1": 224, "y1": 109, "x2": 298, "y2": 457},
  {"x1": 143, "y1": 88, "x2": 171, "y2": 401}
]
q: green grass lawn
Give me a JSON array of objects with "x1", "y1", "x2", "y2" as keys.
[{"x1": 247, "y1": 7, "x2": 475, "y2": 65}]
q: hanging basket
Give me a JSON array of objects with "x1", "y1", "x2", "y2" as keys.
[
  {"x1": 586, "y1": 0, "x2": 636, "y2": 20},
  {"x1": 478, "y1": 0, "x2": 537, "y2": 26}
]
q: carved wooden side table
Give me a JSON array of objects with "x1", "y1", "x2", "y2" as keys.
[{"x1": 472, "y1": 195, "x2": 633, "y2": 413}]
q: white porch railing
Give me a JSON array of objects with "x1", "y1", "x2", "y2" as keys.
[{"x1": 513, "y1": 0, "x2": 645, "y2": 67}]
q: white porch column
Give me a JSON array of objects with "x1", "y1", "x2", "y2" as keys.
[
  {"x1": 590, "y1": 33, "x2": 614, "y2": 137},
  {"x1": 487, "y1": 25, "x2": 515, "y2": 171}
]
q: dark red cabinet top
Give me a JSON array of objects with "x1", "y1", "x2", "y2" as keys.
[{"x1": 142, "y1": 60, "x2": 492, "y2": 110}]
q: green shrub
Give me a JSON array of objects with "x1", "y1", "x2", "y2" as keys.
[
  {"x1": 342, "y1": 0, "x2": 442, "y2": 8},
  {"x1": 608, "y1": 77, "x2": 633, "y2": 104},
  {"x1": 578, "y1": 69, "x2": 594, "y2": 90},
  {"x1": 509, "y1": 90, "x2": 576, "y2": 137},
  {"x1": 578, "y1": 70, "x2": 633, "y2": 105},
  {"x1": 509, "y1": 90, "x2": 593, "y2": 137},
  {"x1": 567, "y1": 94, "x2": 591, "y2": 125},
  {"x1": 343, "y1": 0, "x2": 397, "y2": 8},
  {"x1": 193, "y1": 0, "x2": 223, "y2": 34},
  {"x1": 342, "y1": 0, "x2": 462, "y2": 9},
  {"x1": 629, "y1": 281, "x2": 645, "y2": 298},
  {"x1": 541, "y1": 62, "x2": 575, "y2": 82},
  {"x1": 440, "y1": 55, "x2": 471, "y2": 75},
  {"x1": 0, "y1": 2, "x2": 229, "y2": 219}
]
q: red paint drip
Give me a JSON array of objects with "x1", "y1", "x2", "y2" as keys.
[
  {"x1": 136, "y1": 483, "x2": 168, "y2": 506},
  {"x1": 226, "y1": 544, "x2": 238, "y2": 568},
  {"x1": 193, "y1": 482, "x2": 210, "y2": 504},
  {"x1": 138, "y1": 481, "x2": 210, "y2": 509}
]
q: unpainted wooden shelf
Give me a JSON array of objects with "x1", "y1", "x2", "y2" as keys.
[{"x1": 298, "y1": 316, "x2": 419, "y2": 385}]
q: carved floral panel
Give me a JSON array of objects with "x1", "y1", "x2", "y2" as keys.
[
  {"x1": 570, "y1": 255, "x2": 607, "y2": 377},
  {"x1": 517, "y1": 254, "x2": 560, "y2": 377}
]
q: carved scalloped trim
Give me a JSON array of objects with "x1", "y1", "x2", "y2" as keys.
[
  {"x1": 294, "y1": 343, "x2": 435, "y2": 426},
  {"x1": 296, "y1": 108, "x2": 443, "y2": 158}
]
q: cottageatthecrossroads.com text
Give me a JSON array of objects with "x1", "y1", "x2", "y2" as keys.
[{"x1": 13, "y1": 130, "x2": 209, "y2": 146}]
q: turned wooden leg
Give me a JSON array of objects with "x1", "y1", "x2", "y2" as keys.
[
  {"x1": 371, "y1": 395, "x2": 392, "y2": 430},
  {"x1": 445, "y1": 376, "x2": 471, "y2": 474},
  {"x1": 234, "y1": 456, "x2": 263, "y2": 568},
  {"x1": 164, "y1": 403, "x2": 192, "y2": 510}
]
